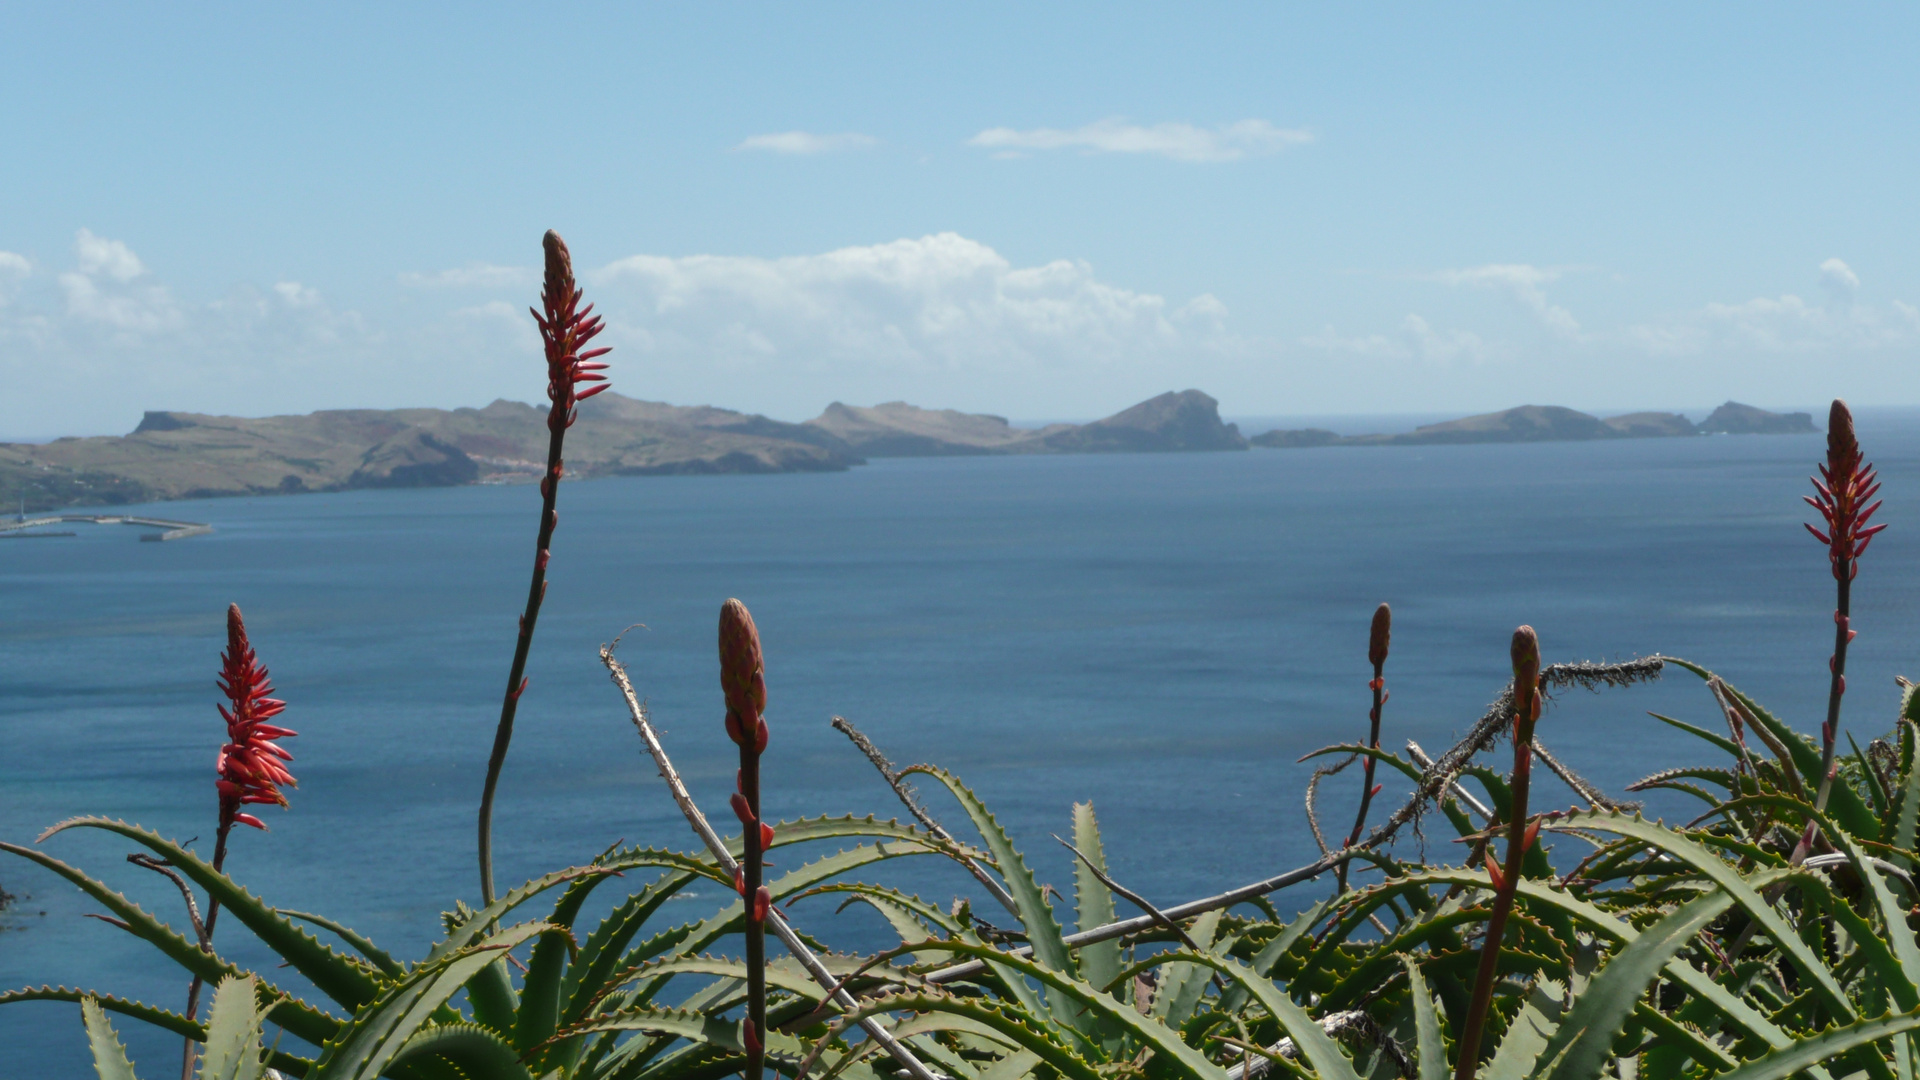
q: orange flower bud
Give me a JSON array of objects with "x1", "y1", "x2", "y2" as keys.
[
  {"x1": 1368, "y1": 603, "x2": 1391, "y2": 668},
  {"x1": 1511, "y1": 625, "x2": 1541, "y2": 724},
  {"x1": 719, "y1": 598, "x2": 768, "y2": 729}
]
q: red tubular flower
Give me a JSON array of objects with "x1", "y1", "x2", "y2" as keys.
[
  {"x1": 532, "y1": 230, "x2": 613, "y2": 433},
  {"x1": 215, "y1": 604, "x2": 294, "y2": 831},
  {"x1": 1805, "y1": 400, "x2": 1885, "y2": 581}
]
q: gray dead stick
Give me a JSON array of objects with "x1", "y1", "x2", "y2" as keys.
[{"x1": 602, "y1": 645, "x2": 942, "y2": 1080}]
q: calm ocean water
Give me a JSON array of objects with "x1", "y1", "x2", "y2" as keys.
[{"x1": 6, "y1": 412, "x2": 1920, "y2": 1073}]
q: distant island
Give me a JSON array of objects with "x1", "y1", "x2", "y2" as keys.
[
  {"x1": 0, "y1": 393, "x2": 1817, "y2": 512},
  {"x1": 0, "y1": 390, "x2": 1245, "y2": 511},
  {"x1": 1251, "y1": 401, "x2": 1815, "y2": 449}
]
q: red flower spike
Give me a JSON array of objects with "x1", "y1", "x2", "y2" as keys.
[
  {"x1": 1369, "y1": 784, "x2": 1383, "y2": 798},
  {"x1": 1484, "y1": 851, "x2": 1507, "y2": 892},
  {"x1": 742, "y1": 1019, "x2": 763, "y2": 1057},
  {"x1": 215, "y1": 604, "x2": 295, "y2": 833},
  {"x1": 1522, "y1": 818, "x2": 1541, "y2": 853},
  {"x1": 752, "y1": 886, "x2": 771, "y2": 923},
  {"x1": 1807, "y1": 400, "x2": 1883, "y2": 582},
  {"x1": 733, "y1": 868, "x2": 745, "y2": 896},
  {"x1": 760, "y1": 821, "x2": 775, "y2": 849},
  {"x1": 731, "y1": 792, "x2": 753, "y2": 825}
]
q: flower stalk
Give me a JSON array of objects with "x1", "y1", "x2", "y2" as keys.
[
  {"x1": 1337, "y1": 603, "x2": 1391, "y2": 891},
  {"x1": 721, "y1": 599, "x2": 772, "y2": 1080},
  {"x1": 1805, "y1": 400, "x2": 1883, "y2": 811},
  {"x1": 476, "y1": 230, "x2": 611, "y2": 904},
  {"x1": 1453, "y1": 625, "x2": 1542, "y2": 1080},
  {"x1": 184, "y1": 604, "x2": 293, "y2": 1079}
]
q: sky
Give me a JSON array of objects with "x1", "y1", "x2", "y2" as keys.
[{"x1": 2, "y1": 3, "x2": 1918, "y2": 437}]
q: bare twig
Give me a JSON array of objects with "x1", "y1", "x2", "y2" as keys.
[
  {"x1": 1054, "y1": 835, "x2": 1229, "y2": 994},
  {"x1": 1405, "y1": 741, "x2": 1493, "y2": 821},
  {"x1": 1220, "y1": 1011, "x2": 1410, "y2": 1080},
  {"x1": 127, "y1": 854, "x2": 209, "y2": 949},
  {"x1": 832, "y1": 717, "x2": 1018, "y2": 915},
  {"x1": 601, "y1": 642, "x2": 941, "y2": 1080},
  {"x1": 1529, "y1": 739, "x2": 1637, "y2": 813}
]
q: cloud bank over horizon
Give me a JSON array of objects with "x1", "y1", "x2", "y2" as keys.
[{"x1": 3, "y1": 230, "x2": 1918, "y2": 439}]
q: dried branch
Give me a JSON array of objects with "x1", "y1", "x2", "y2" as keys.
[{"x1": 832, "y1": 717, "x2": 1018, "y2": 915}]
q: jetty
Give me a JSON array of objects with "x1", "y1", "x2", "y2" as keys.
[{"x1": 1, "y1": 514, "x2": 213, "y2": 541}]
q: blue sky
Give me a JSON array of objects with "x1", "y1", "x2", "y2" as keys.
[{"x1": 3, "y1": 3, "x2": 1917, "y2": 436}]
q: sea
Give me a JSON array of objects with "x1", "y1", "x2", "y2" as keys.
[{"x1": 5, "y1": 411, "x2": 1919, "y2": 1074}]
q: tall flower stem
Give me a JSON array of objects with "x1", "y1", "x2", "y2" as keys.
[
  {"x1": 476, "y1": 231, "x2": 610, "y2": 904},
  {"x1": 1337, "y1": 603, "x2": 1391, "y2": 892},
  {"x1": 185, "y1": 604, "x2": 293, "y2": 1080},
  {"x1": 1454, "y1": 626, "x2": 1543, "y2": 1080},
  {"x1": 1805, "y1": 400, "x2": 1883, "y2": 812},
  {"x1": 720, "y1": 600, "x2": 771, "y2": 1080}
]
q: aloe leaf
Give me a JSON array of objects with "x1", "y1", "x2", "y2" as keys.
[
  {"x1": 563, "y1": 869, "x2": 705, "y2": 1027},
  {"x1": 1894, "y1": 720, "x2": 1920, "y2": 862},
  {"x1": 518, "y1": 867, "x2": 612, "y2": 1065},
  {"x1": 1647, "y1": 711, "x2": 1740, "y2": 756},
  {"x1": 466, "y1": 959, "x2": 518, "y2": 1036},
  {"x1": 282, "y1": 911, "x2": 405, "y2": 979},
  {"x1": 1665, "y1": 660, "x2": 1878, "y2": 836},
  {"x1": 1854, "y1": 733, "x2": 1893, "y2": 819},
  {"x1": 197, "y1": 974, "x2": 264, "y2": 1080},
  {"x1": 562, "y1": 1003, "x2": 799, "y2": 1080},
  {"x1": 1134, "y1": 950, "x2": 1361, "y2": 1080},
  {"x1": 310, "y1": 919, "x2": 563, "y2": 1080},
  {"x1": 869, "y1": 939, "x2": 1223, "y2": 1080},
  {"x1": 82, "y1": 997, "x2": 141, "y2": 1080},
  {"x1": 1710, "y1": 1011, "x2": 1920, "y2": 1080},
  {"x1": 782, "y1": 994, "x2": 1108, "y2": 1080},
  {"x1": 1151, "y1": 909, "x2": 1222, "y2": 1030},
  {"x1": 899, "y1": 766, "x2": 1091, "y2": 1039},
  {"x1": 669, "y1": 837, "x2": 949, "y2": 960},
  {"x1": 1534, "y1": 889, "x2": 1734, "y2": 1080},
  {"x1": 1833, "y1": 830, "x2": 1920, "y2": 1008},
  {"x1": 1401, "y1": 957, "x2": 1447, "y2": 1080},
  {"x1": 1552, "y1": 809, "x2": 1856, "y2": 1023},
  {"x1": 35, "y1": 818, "x2": 383, "y2": 1010},
  {"x1": 1385, "y1": 866, "x2": 1824, "y2": 1068},
  {"x1": 1633, "y1": 1000, "x2": 1738, "y2": 1073},
  {"x1": 389, "y1": 1023, "x2": 535, "y2": 1080},
  {"x1": 1069, "y1": 802, "x2": 1121, "y2": 1000},
  {"x1": 0, "y1": 842, "x2": 341, "y2": 1048},
  {"x1": 1482, "y1": 979, "x2": 1570, "y2": 1080}
]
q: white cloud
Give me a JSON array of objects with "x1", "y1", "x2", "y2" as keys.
[
  {"x1": 1425, "y1": 263, "x2": 1581, "y2": 336},
  {"x1": 734, "y1": 131, "x2": 878, "y2": 155},
  {"x1": 1302, "y1": 314, "x2": 1488, "y2": 365},
  {"x1": 0, "y1": 251, "x2": 29, "y2": 278},
  {"x1": 1630, "y1": 260, "x2": 1918, "y2": 355},
  {"x1": 590, "y1": 233, "x2": 1224, "y2": 377},
  {"x1": 969, "y1": 118, "x2": 1311, "y2": 163},
  {"x1": 74, "y1": 228, "x2": 146, "y2": 282}
]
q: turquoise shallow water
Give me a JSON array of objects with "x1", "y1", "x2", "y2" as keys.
[{"x1": 5, "y1": 415, "x2": 1920, "y2": 1074}]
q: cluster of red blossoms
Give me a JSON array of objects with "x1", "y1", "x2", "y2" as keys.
[
  {"x1": 532, "y1": 230, "x2": 611, "y2": 436},
  {"x1": 1805, "y1": 399, "x2": 1885, "y2": 582},
  {"x1": 215, "y1": 604, "x2": 296, "y2": 831}
]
